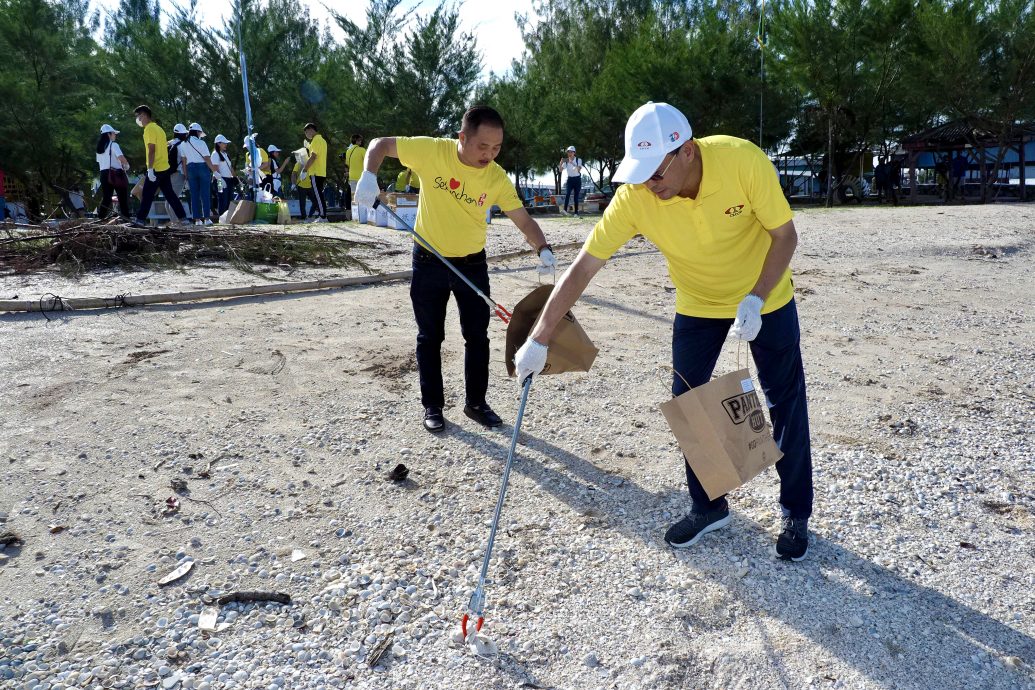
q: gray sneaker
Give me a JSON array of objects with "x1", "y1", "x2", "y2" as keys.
[{"x1": 665, "y1": 503, "x2": 731, "y2": 548}]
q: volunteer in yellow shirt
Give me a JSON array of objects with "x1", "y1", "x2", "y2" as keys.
[
  {"x1": 514, "y1": 102, "x2": 814, "y2": 562},
  {"x1": 131, "y1": 104, "x2": 187, "y2": 227},
  {"x1": 344, "y1": 134, "x2": 367, "y2": 221},
  {"x1": 395, "y1": 168, "x2": 419, "y2": 192},
  {"x1": 354, "y1": 105, "x2": 555, "y2": 434},
  {"x1": 291, "y1": 161, "x2": 315, "y2": 220},
  {"x1": 300, "y1": 122, "x2": 328, "y2": 223}
]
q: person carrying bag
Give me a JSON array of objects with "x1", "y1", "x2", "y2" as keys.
[{"x1": 96, "y1": 124, "x2": 131, "y2": 219}]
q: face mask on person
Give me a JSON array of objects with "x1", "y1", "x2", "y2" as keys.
[{"x1": 136, "y1": 117, "x2": 144, "y2": 127}]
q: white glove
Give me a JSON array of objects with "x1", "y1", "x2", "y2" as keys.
[
  {"x1": 146, "y1": 168, "x2": 156, "y2": 182},
  {"x1": 183, "y1": 180, "x2": 190, "y2": 192},
  {"x1": 731, "y1": 294, "x2": 764, "y2": 341},
  {"x1": 514, "y1": 338, "x2": 548, "y2": 383},
  {"x1": 298, "y1": 170, "x2": 308, "y2": 182},
  {"x1": 537, "y1": 246, "x2": 556, "y2": 276},
  {"x1": 354, "y1": 170, "x2": 380, "y2": 208}
]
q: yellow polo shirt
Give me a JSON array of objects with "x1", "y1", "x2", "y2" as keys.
[
  {"x1": 397, "y1": 137, "x2": 522, "y2": 257},
  {"x1": 307, "y1": 134, "x2": 328, "y2": 177},
  {"x1": 584, "y1": 135, "x2": 794, "y2": 318},
  {"x1": 345, "y1": 145, "x2": 367, "y2": 182},
  {"x1": 143, "y1": 122, "x2": 170, "y2": 172}
]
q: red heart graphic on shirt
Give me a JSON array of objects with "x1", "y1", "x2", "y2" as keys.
[{"x1": 449, "y1": 178, "x2": 460, "y2": 190}]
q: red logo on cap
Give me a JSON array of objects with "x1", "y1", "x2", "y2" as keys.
[
  {"x1": 636, "y1": 140, "x2": 652, "y2": 150},
  {"x1": 669, "y1": 131, "x2": 680, "y2": 142}
]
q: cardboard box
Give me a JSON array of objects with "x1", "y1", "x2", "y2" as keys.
[
  {"x1": 388, "y1": 206, "x2": 418, "y2": 231},
  {"x1": 386, "y1": 192, "x2": 419, "y2": 207}
]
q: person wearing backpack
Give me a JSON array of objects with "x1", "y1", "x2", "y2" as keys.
[
  {"x1": 182, "y1": 122, "x2": 219, "y2": 225},
  {"x1": 131, "y1": 105, "x2": 187, "y2": 228},
  {"x1": 211, "y1": 134, "x2": 237, "y2": 216},
  {"x1": 96, "y1": 124, "x2": 131, "y2": 219}
]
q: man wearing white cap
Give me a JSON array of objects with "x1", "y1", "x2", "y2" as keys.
[
  {"x1": 558, "y1": 145, "x2": 583, "y2": 215},
  {"x1": 514, "y1": 102, "x2": 814, "y2": 561}
]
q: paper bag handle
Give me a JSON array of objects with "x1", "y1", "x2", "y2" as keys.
[{"x1": 669, "y1": 339, "x2": 753, "y2": 395}]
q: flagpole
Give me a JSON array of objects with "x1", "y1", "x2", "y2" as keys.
[
  {"x1": 758, "y1": 0, "x2": 766, "y2": 151},
  {"x1": 236, "y1": 3, "x2": 261, "y2": 193}
]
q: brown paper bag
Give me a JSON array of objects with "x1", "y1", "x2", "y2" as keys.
[
  {"x1": 227, "y1": 199, "x2": 255, "y2": 225},
  {"x1": 505, "y1": 285, "x2": 598, "y2": 376},
  {"x1": 218, "y1": 200, "x2": 238, "y2": 225},
  {"x1": 130, "y1": 177, "x2": 144, "y2": 201},
  {"x1": 660, "y1": 368, "x2": 783, "y2": 500}
]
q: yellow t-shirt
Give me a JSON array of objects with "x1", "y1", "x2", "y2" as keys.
[
  {"x1": 292, "y1": 162, "x2": 311, "y2": 189},
  {"x1": 245, "y1": 148, "x2": 269, "y2": 168},
  {"x1": 395, "y1": 168, "x2": 420, "y2": 191},
  {"x1": 143, "y1": 122, "x2": 170, "y2": 173},
  {"x1": 345, "y1": 145, "x2": 367, "y2": 182},
  {"x1": 583, "y1": 135, "x2": 794, "y2": 318},
  {"x1": 307, "y1": 134, "x2": 328, "y2": 177},
  {"x1": 397, "y1": 137, "x2": 522, "y2": 257}
]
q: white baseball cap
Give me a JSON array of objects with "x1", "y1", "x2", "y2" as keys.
[
  {"x1": 100, "y1": 124, "x2": 119, "y2": 134},
  {"x1": 172, "y1": 123, "x2": 188, "y2": 134},
  {"x1": 566, "y1": 145, "x2": 576, "y2": 152},
  {"x1": 242, "y1": 134, "x2": 258, "y2": 148},
  {"x1": 267, "y1": 144, "x2": 280, "y2": 153},
  {"x1": 214, "y1": 134, "x2": 230, "y2": 144},
  {"x1": 613, "y1": 102, "x2": 692, "y2": 184},
  {"x1": 188, "y1": 122, "x2": 205, "y2": 135}
]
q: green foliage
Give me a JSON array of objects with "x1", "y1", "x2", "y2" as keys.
[
  {"x1": 0, "y1": 0, "x2": 109, "y2": 189},
  {"x1": 0, "y1": 0, "x2": 1031, "y2": 207}
]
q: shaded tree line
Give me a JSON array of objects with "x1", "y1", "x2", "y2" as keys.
[{"x1": 1, "y1": 0, "x2": 1032, "y2": 210}]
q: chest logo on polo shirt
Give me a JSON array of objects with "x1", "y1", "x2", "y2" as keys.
[
  {"x1": 434, "y1": 176, "x2": 485, "y2": 207},
  {"x1": 725, "y1": 204, "x2": 745, "y2": 217}
]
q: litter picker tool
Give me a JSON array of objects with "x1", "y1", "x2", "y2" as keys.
[
  {"x1": 461, "y1": 374, "x2": 533, "y2": 639},
  {"x1": 373, "y1": 197, "x2": 512, "y2": 323}
]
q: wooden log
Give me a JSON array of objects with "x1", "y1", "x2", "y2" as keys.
[{"x1": 0, "y1": 241, "x2": 586, "y2": 314}]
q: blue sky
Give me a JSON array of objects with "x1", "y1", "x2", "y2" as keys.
[{"x1": 92, "y1": 0, "x2": 535, "y2": 77}]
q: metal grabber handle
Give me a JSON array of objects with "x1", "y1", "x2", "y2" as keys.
[
  {"x1": 373, "y1": 198, "x2": 512, "y2": 323},
  {"x1": 461, "y1": 374, "x2": 534, "y2": 638}
]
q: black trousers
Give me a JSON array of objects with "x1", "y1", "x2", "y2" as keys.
[
  {"x1": 98, "y1": 174, "x2": 130, "y2": 219},
  {"x1": 410, "y1": 245, "x2": 491, "y2": 409},
  {"x1": 307, "y1": 176, "x2": 327, "y2": 218},
  {"x1": 136, "y1": 168, "x2": 186, "y2": 223}
]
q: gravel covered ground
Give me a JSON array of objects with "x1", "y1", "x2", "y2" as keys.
[{"x1": 1, "y1": 204, "x2": 1033, "y2": 690}]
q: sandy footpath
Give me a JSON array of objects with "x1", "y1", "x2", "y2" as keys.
[{"x1": 0, "y1": 205, "x2": 1033, "y2": 690}]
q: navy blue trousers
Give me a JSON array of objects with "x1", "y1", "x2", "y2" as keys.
[
  {"x1": 410, "y1": 246, "x2": 491, "y2": 409},
  {"x1": 672, "y1": 299, "x2": 813, "y2": 519}
]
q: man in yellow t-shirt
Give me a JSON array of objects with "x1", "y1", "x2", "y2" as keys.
[
  {"x1": 514, "y1": 102, "x2": 814, "y2": 562},
  {"x1": 344, "y1": 134, "x2": 367, "y2": 221},
  {"x1": 395, "y1": 168, "x2": 420, "y2": 192},
  {"x1": 131, "y1": 104, "x2": 187, "y2": 227},
  {"x1": 300, "y1": 122, "x2": 328, "y2": 223},
  {"x1": 354, "y1": 105, "x2": 555, "y2": 434}
]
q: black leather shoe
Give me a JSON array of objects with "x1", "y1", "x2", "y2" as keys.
[
  {"x1": 463, "y1": 402, "x2": 502, "y2": 428},
  {"x1": 423, "y1": 407, "x2": 445, "y2": 433}
]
